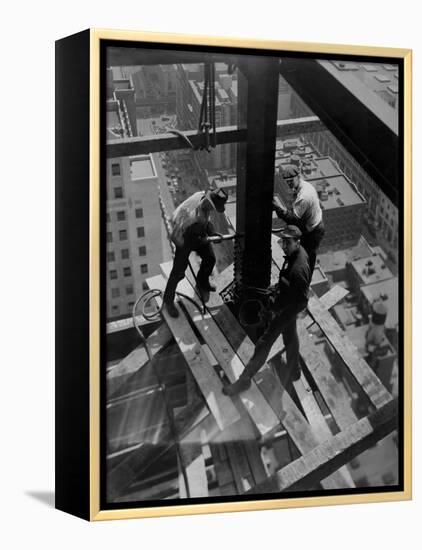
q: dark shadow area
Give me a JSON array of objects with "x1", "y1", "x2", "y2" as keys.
[{"x1": 26, "y1": 491, "x2": 55, "y2": 508}]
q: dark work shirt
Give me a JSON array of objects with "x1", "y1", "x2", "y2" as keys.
[{"x1": 275, "y1": 245, "x2": 311, "y2": 308}]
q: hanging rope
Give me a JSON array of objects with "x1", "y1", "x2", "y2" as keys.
[{"x1": 167, "y1": 61, "x2": 217, "y2": 153}]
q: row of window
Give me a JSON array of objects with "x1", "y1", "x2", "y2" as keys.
[
  {"x1": 111, "y1": 281, "x2": 149, "y2": 298},
  {"x1": 106, "y1": 208, "x2": 144, "y2": 222},
  {"x1": 109, "y1": 264, "x2": 148, "y2": 280},
  {"x1": 107, "y1": 226, "x2": 145, "y2": 243},
  {"x1": 111, "y1": 303, "x2": 133, "y2": 315},
  {"x1": 107, "y1": 246, "x2": 147, "y2": 262}
]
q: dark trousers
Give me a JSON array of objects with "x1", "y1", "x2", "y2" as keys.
[
  {"x1": 242, "y1": 301, "x2": 306, "y2": 380},
  {"x1": 301, "y1": 221, "x2": 325, "y2": 274},
  {"x1": 163, "y1": 242, "x2": 216, "y2": 303}
]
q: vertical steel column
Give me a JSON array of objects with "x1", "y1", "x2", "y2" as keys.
[{"x1": 235, "y1": 56, "x2": 280, "y2": 295}]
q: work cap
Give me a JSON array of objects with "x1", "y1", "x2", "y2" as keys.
[
  {"x1": 281, "y1": 164, "x2": 300, "y2": 179},
  {"x1": 209, "y1": 188, "x2": 228, "y2": 213},
  {"x1": 279, "y1": 224, "x2": 302, "y2": 239}
]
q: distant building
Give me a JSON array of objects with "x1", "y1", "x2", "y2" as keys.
[
  {"x1": 317, "y1": 237, "x2": 374, "y2": 283},
  {"x1": 105, "y1": 72, "x2": 170, "y2": 320},
  {"x1": 130, "y1": 65, "x2": 177, "y2": 116},
  {"x1": 360, "y1": 277, "x2": 399, "y2": 351},
  {"x1": 290, "y1": 60, "x2": 399, "y2": 253},
  {"x1": 106, "y1": 68, "x2": 137, "y2": 138},
  {"x1": 311, "y1": 266, "x2": 330, "y2": 297},
  {"x1": 347, "y1": 253, "x2": 394, "y2": 294},
  {"x1": 106, "y1": 155, "x2": 169, "y2": 321},
  {"x1": 346, "y1": 322, "x2": 396, "y2": 393}
]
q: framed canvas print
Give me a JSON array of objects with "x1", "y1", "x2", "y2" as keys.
[{"x1": 55, "y1": 29, "x2": 412, "y2": 521}]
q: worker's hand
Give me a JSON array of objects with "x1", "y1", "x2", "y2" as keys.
[{"x1": 272, "y1": 200, "x2": 285, "y2": 217}]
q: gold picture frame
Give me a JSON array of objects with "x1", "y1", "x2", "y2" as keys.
[{"x1": 55, "y1": 28, "x2": 412, "y2": 521}]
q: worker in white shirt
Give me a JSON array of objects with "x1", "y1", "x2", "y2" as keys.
[{"x1": 273, "y1": 164, "x2": 325, "y2": 274}]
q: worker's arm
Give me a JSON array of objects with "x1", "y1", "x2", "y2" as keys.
[{"x1": 273, "y1": 197, "x2": 310, "y2": 227}]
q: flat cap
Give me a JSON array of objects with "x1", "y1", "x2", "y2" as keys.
[
  {"x1": 279, "y1": 224, "x2": 302, "y2": 239},
  {"x1": 281, "y1": 164, "x2": 300, "y2": 179}
]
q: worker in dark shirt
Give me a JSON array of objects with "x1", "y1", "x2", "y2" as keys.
[
  {"x1": 223, "y1": 225, "x2": 311, "y2": 396},
  {"x1": 273, "y1": 164, "x2": 325, "y2": 274},
  {"x1": 163, "y1": 188, "x2": 228, "y2": 318}
]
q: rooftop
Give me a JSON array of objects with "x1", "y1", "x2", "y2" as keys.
[
  {"x1": 130, "y1": 155, "x2": 157, "y2": 180},
  {"x1": 305, "y1": 156, "x2": 342, "y2": 179},
  {"x1": 361, "y1": 277, "x2": 399, "y2": 329},
  {"x1": 311, "y1": 174, "x2": 365, "y2": 209},
  {"x1": 311, "y1": 265, "x2": 328, "y2": 285},
  {"x1": 317, "y1": 237, "x2": 374, "y2": 274},
  {"x1": 350, "y1": 253, "x2": 394, "y2": 285},
  {"x1": 329, "y1": 60, "x2": 399, "y2": 101}
]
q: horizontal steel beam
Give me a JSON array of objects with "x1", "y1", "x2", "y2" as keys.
[{"x1": 106, "y1": 116, "x2": 324, "y2": 158}]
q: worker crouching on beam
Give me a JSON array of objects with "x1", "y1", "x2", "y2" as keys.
[
  {"x1": 163, "y1": 188, "x2": 228, "y2": 318},
  {"x1": 223, "y1": 225, "x2": 311, "y2": 396},
  {"x1": 273, "y1": 164, "x2": 325, "y2": 274}
]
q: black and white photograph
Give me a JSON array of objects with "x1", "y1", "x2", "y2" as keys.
[{"x1": 103, "y1": 38, "x2": 407, "y2": 511}]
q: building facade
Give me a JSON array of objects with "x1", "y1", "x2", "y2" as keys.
[{"x1": 106, "y1": 154, "x2": 167, "y2": 321}]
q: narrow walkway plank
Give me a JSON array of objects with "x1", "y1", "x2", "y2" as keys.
[
  {"x1": 160, "y1": 262, "x2": 280, "y2": 436},
  {"x1": 147, "y1": 275, "x2": 240, "y2": 432},
  {"x1": 292, "y1": 374, "x2": 356, "y2": 488},
  {"x1": 178, "y1": 433, "x2": 208, "y2": 498},
  {"x1": 302, "y1": 285, "x2": 349, "y2": 328},
  {"x1": 297, "y1": 323, "x2": 358, "y2": 431},
  {"x1": 308, "y1": 296, "x2": 392, "y2": 409},
  {"x1": 244, "y1": 440, "x2": 268, "y2": 486}
]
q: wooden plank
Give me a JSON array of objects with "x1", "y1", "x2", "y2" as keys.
[
  {"x1": 292, "y1": 373, "x2": 356, "y2": 488},
  {"x1": 297, "y1": 323, "x2": 358, "y2": 430},
  {"x1": 302, "y1": 286, "x2": 349, "y2": 328},
  {"x1": 214, "y1": 263, "x2": 234, "y2": 294},
  {"x1": 255, "y1": 367, "x2": 353, "y2": 490},
  {"x1": 147, "y1": 275, "x2": 240, "y2": 432},
  {"x1": 292, "y1": 374, "x2": 331, "y2": 440},
  {"x1": 307, "y1": 296, "x2": 392, "y2": 409},
  {"x1": 225, "y1": 442, "x2": 254, "y2": 493},
  {"x1": 244, "y1": 441, "x2": 268, "y2": 485},
  {"x1": 213, "y1": 457, "x2": 234, "y2": 487},
  {"x1": 107, "y1": 324, "x2": 173, "y2": 398},
  {"x1": 178, "y1": 436, "x2": 208, "y2": 498},
  {"x1": 219, "y1": 482, "x2": 237, "y2": 496},
  {"x1": 248, "y1": 398, "x2": 398, "y2": 493},
  {"x1": 160, "y1": 262, "x2": 280, "y2": 436}
]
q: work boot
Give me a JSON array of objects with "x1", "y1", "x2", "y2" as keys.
[
  {"x1": 222, "y1": 375, "x2": 251, "y2": 396},
  {"x1": 164, "y1": 301, "x2": 179, "y2": 318},
  {"x1": 197, "y1": 279, "x2": 216, "y2": 292}
]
